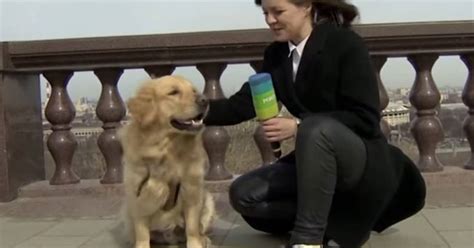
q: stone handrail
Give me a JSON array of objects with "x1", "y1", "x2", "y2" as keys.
[{"x1": 2, "y1": 21, "x2": 472, "y2": 71}]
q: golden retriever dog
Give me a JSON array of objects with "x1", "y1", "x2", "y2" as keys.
[{"x1": 119, "y1": 75, "x2": 215, "y2": 248}]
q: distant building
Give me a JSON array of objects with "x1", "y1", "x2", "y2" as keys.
[
  {"x1": 382, "y1": 102, "x2": 411, "y2": 126},
  {"x1": 441, "y1": 102, "x2": 467, "y2": 111},
  {"x1": 75, "y1": 97, "x2": 96, "y2": 114},
  {"x1": 42, "y1": 96, "x2": 103, "y2": 141},
  {"x1": 43, "y1": 122, "x2": 103, "y2": 143},
  {"x1": 396, "y1": 87, "x2": 411, "y2": 97}
]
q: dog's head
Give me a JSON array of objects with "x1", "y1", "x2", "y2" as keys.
[{"x1": 127, "y1": 75, "x2": 208, "y2": 133}]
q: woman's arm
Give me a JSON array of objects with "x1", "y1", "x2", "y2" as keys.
[
  {"x1": 204, "y1": 82, "x2": 256, "y2": 126},
  {"x1": 204, "y1": 45, "x2": 277, "y2": 126}
]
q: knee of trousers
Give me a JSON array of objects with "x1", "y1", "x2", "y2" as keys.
[
  {"x1": 228, "y1": 176, "x2": 254, "y2": 214},
  {"x1": 296, "y1": 115, "x2": 343, "y2": 146}
]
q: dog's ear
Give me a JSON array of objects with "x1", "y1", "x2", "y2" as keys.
[{"x1": 127, "y1": 85, "x2": 159, "y2": 128}]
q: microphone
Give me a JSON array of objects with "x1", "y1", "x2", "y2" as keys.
[{"x1": 248, "y1": 73, "x2": 282, "y2": 158}]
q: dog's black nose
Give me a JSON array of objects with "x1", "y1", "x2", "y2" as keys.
[{"x1": 196, "y1": 95, "x2": 209, "y2": 106}]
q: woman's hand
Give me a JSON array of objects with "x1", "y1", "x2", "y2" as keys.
[{"x1": 261, "y1": 117, "x2": 298, "y2": 142}]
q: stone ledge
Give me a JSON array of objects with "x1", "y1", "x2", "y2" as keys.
[
  {"x1": 422, "y1": 166, "x2": 474, "y2": 187},
  {"x1": 16, "y1": 167, "x2": 474, "y2": 209},
  {"x1": 18, "y1": 180, "x2": 124, "y2": 198},
  {"x1": 18, "y1": 177, "x2": 236, "y2": 198}
]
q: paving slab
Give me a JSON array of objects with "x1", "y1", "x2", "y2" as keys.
[
  {"x1": 0, "y1": 220, "x2": 58, "y2": 248},
  {"x1": 423, "y1": 207, "x2": 474, "y2": 231},
  {"x1": 368, "y1": 213, "x2": 449, "y2": 248},
  {"x1": 439, "y1": 230, "x2": 474, "y2": 248},
  {"x1": 13, "y1": 235, "x2": 90, "y2": 248}
]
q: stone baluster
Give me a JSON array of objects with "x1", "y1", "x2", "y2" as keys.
[
  {"x1": 94, "y1": 68, "x2": 126, "y2": 184},
  {"x1": 461, "y1": 53, "x2": 474, "y2": 170},
  {"x1": 371, "y1": 56, "x2": 390, "y2": 139},
  {"x1": 408, "y1": 54, "x2": 444, "y2": 172},
  {"x1": 43, "y1": 71, "x2": 80, "y2": 185},
  {"x1": 144, "y1": 65, "x2": 176, "y2": 78},
  {"x1": 196, "y1": 63, "x2": 233, "y2": 180},
  {"x1": 250, "y1": 61, "x2": 277, "y2": 165}
]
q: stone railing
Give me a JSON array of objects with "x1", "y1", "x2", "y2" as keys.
[{"x1": 0, "y1": 20, "x2": 473, "y2": 202}]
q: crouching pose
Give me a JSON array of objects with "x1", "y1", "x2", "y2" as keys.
[{"x1": 203, "y1": 0, "x2": 426, "y2": 247}]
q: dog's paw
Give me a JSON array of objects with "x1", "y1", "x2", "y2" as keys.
[
  {"x1": 186, "y1": 235, "x2": 210, "y2": 248},
  {"x1": 134, "y1": 240, "x2": 151, "y2": 248},
  {"x1": 203, "y1": 236, "x2": 212, "y2": 248}
]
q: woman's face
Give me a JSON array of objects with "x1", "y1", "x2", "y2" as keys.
[{"x1": 261, "y1": 0, "x2": 313, "y2": 44}]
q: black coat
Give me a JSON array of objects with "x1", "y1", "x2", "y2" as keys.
[{"x1": 205, "y1": 22, "x2": 426, "y2": 246}]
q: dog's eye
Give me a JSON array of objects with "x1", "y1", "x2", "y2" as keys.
[{"x1": 168, "y1": 89, "x2": 180, "y2": 96}]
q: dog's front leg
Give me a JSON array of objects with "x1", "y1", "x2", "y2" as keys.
[
  {"x1": 182, "y1": 183, "x2": 206, "y2": 248},
  {"x1": 135, "y1": 178, "x2": 169, "y2": 216},
  {"x1": 133, "y1": 216, "x2": 151, "y2": 248}
]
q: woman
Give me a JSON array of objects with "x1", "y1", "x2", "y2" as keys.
[{"x1": 204, "y1": 0, "x2": 426, "y2": 247}]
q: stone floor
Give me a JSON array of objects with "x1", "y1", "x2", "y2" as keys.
[
  {"x1": 0, "y1": 166, "x2": 473, "y2": 248},
  {"x1": 0, "y1": 197, "x2": 473, "y2": 248}
]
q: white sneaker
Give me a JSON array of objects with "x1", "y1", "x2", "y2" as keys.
[
  {"x1": 327, "y1": 239, "x2": 340, "y2": 247},
  {"x1": 292, "y1": 245, "x2": 322, "y2": 248}
]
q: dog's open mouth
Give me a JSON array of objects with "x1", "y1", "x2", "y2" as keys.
[{"x1": 170, "y1": 112, "x2": 205, "y2": 132}]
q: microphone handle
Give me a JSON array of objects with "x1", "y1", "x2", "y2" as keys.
[{"x1": 271, "y1": 141, "x2": 282, "y2": 158}]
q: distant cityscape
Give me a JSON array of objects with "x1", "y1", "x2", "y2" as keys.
[
  {"x1": 39, "y1": 85, "x2": 472, "y2": 178},
  {"x1": 383, "y1": 86, "x2": 465, "y2": 126},
  {"x1": 40, "y1": 85, "x2": 468, "y2": 141}
]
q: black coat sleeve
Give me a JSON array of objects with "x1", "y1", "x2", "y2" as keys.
[
  {"x1": 203, "y1": 82, "x2": 256, "y2": 126},
  {"x1": 303, "y1": 33, "x2": 381, "y2": 138},
  {"x1": 204, "y1": 46, "x2": 277, "y2": 126}
]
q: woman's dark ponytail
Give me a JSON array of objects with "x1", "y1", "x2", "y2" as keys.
[{"x1": 313, "y1": 0, "x2": 359, "y2": 27}]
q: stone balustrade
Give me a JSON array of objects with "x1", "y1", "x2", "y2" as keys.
[{"x1": 0, "y1": 20, "x2": 473, "y2": 202}]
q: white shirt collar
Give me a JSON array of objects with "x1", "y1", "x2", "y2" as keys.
[{"x1": 288, "y1": 35, "x2": 310, "y2": 58}]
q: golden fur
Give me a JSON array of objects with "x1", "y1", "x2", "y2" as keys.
[{"x1": 119, "y1": 75, "x2": 214, "y2": 248}]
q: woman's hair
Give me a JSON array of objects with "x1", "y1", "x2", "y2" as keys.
[{"x1": 254, "y1": 0, "x2": 359, "y2": 27}]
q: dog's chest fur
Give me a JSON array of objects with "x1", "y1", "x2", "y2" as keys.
[
  {"x1": 149, "y1": 134, "x2": 205, "y2": 179},
  {"x1": 147, "y1": 134, "x2": 206, "y2": 211}
]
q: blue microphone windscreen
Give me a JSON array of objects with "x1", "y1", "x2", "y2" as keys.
[{"x1": 248, "y1": 73, "x2": 279, "y2": 120}]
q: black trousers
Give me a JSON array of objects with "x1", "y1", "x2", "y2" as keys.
[{"x1": 229, "y1": 116, "x2": 367, "y2": 246}]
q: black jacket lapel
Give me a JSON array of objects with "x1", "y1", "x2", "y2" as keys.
[
  {"x1": 294, "y1": 22, "x2": 333, "y2": 98},
  {"x1": 271, "y1": 44, "x2": 302, "y2": 115}
]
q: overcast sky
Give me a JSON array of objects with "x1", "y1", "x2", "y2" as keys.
[{"x1": 1, "y1": 0, "x2": 473, "y2": 101}]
